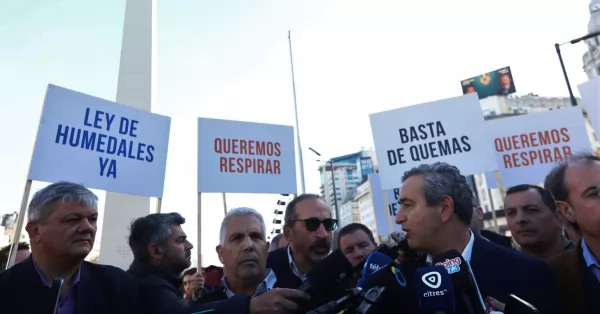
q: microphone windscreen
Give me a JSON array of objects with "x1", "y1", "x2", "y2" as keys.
[
  {"x1": 358, "y1": 252, "x2": 393, "y2": 288},
  {"x1": 360, "y1": 261, "x2": 420, "y2": 313},
  {"x1": 432, "y1": 250, "x2": 486, "y2": 314},
  {"x1": 415, "y1": 266, "x2": 455, "y2": 313},
  {"x1": 305, "y1": 249, "x2": 355, "y2": 293}
]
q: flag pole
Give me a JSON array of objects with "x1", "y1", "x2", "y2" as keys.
[{"x1": 288, "y1": 30, "x2": 306, "y2": 194}]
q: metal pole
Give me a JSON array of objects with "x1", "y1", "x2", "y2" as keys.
[
  {"x1": 329, "y1": 161, "x2": 340, "y2": 220},
  {"x1": 288, "y1": 30, "x2": 306, "y2": 194},
  {"x1": 555, "y1": 43, "x2": 578, "y2": 107}
]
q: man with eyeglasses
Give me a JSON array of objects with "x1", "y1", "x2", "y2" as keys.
[{"x1": 267, "y1": 194, "x2": 338, "y2": 289}]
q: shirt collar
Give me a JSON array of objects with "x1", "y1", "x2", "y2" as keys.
[
  {"x1": 287, "y1": 245, "x2": 307, "y2": 281},
  {"x1": 426, "y1": 229, "x2": 475, "y2": 264},
  {"x1": 221, "y1": 268, "x2": 277, "y2": 298},
  {"x1": 581, "y1": 238, "x2": 600, "y2": 268},
  {"x1": 32, "y1": 257, "x2": 81, "y2": 288}
]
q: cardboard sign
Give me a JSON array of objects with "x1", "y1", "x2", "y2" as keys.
[
  {"x1": 370, "y1": 93, "x2": 497, "y2": 190},
  {"x1": 486, "y1": 107, "x2": 590, "y2": 187},
  {"x1": 29, "y1": 85, "x2": 171, "y2": 197},
  {"x1": 197, "y1": 117, "x2": 297, "y2": 194}
]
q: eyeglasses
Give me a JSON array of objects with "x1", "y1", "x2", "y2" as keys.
[{"x1": 292, "y1": 218, "x2": 338, "y2": 232}]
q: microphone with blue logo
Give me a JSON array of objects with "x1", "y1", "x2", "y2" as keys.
[
  {"x1": 415, "y1": 266, "x2": 455, "y2": 314},
  {"x1": 357, "y1": 251, "x2": 393, "y2": 288}
]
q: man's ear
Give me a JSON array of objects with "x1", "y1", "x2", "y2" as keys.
[
  {"x1": 148, "y1": 243, "x2": 164, "y2": 260},
  {"x1": 439, "y1": 195, "x2": 455, "y2": 223},
  {"x1": 556, "y1": 201, "x2": 577, "y2": 224},
  {"x1": 25, "y1": 221, "x2": 39, "y2": 243},
  {"x1": 216, "y1": 245, "x2": 224, "y2": 264},
  {"x1": 283, "y1": 225, "x2": 292, "y2": 242}
]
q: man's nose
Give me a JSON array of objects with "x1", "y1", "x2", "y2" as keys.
[
  {"x1": 314, "y1": 223, "x2": 328, "y2": 238},
  {"x1": 241, "y1": 235, "x2": 255, "y2": 251},
  {"x1": 185, "y1": 240, "x2": 194, "y2": 250},
  {"x1": 515, "y1": 210, "x2": 529, "y2": 225},
  {"x1": 77, "y1": 218, "x2": 95, "y2": 233},
  {"x1": 395, "y1": 208, "x2": 406, "y2": 225}
]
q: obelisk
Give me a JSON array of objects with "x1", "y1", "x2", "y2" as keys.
[{"x1": 99, "y1": 0, "x2": 157, "y2": 269}]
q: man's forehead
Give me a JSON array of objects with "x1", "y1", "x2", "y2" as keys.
[
  {"x1": 400, "y1": 176, "x2": 424, "y2": 197},
  {"x1": 342, "y1": 230, "x2": 370, "y2": 242},
  {"x1": 565, "y1": 162, "x2": 600, "y2": 192},
  {"x1": 226, "y1": 214, "x2": 263, "y2": 233},
  {"x1": 295, "y1": 198, "x2": 329, "y2": 217}
]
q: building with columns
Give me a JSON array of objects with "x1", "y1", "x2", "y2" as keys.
[{"x1": 583, "y1": 0, "x2": 600, "y2": 78}]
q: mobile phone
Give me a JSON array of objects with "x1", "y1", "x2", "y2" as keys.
[{"x1": 505, "y1": 294, "x2": 538, "y2": 314}]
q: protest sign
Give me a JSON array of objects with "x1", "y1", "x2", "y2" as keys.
[
  {"x1": 578, "y1": 77, "x2": 600, "y2": 133},
  {"x1": 28, "y1": 84, "x2": 171, "y2": 197},
  {"x1": 197, "y1": 118, "x2": 297, "y2": 194},
  {"x1": 370, "y1": 93, "x2": 497, "y2": 190},
  {"x1": 486, "y1": 107, "x2": 590, "y2": 187},
  {"x1": 369, "y1": 173, "x2": 403, "y2": 237}
]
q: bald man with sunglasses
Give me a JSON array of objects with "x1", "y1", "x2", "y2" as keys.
[{"x1": 267, "y1": 194, "x2": 338, "y2": 289}]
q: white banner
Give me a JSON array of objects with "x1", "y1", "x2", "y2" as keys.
[
  {"x1": 370, "y1": 93, "x2": 497, "y2": 190},
  {"x1": 29, "y1": 84, "x2": 171, "y2": 197},
  {"x1": 197, "y1": 118, "x2": 297, "y2": 194}
]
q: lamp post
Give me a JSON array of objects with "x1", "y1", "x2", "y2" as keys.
[
  {"x1": 555, "y1": 31, "x2": 600, "y2": 107},
  {"x1": 308, "y1": 148, "x2": 340, "y2": 220}
]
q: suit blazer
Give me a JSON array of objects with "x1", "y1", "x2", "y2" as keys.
[
  {"x1": 468, "y1": 236, "x2": 562, "y2": 314},
  {"x1": 0, "y1": 256, "x2": 143, "y2": 314},
  {"x1": 549, "y1": 241, "x2": 591, "y2": 314}
]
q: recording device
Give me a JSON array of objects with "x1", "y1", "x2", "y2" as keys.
[
  {"x1": 415, "y1": 266, "x2": 455, "y2": 314},
  {"x1": 505, "y1": 294, "x2": 539, "y2": 314},
  {"x1": 357, "y1": 252, "x2": 393, "y2": 288},
  {"x1": 50, "y1": 278, "x2": 64, "y2": 314},
  {"x1": 297, "y1": 249, "x2": 358, "y2": 294},
  {"x1": 432, "y1": 250, "x2": 486, "y2": 314},
  {"x1": 306, "y1": 251, "x2": 415, "y2": 314}
]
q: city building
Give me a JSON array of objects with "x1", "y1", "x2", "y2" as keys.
[
  {"x1": 474, "y1": 94, "x2": 600, "y2": 232},
  {"x1": 318, "y1": 148, "x2": 376, "y2": 219},
  {"x1": 354, "y1": 180, "x2": 378, "y2": 238},
  {"x1": 583, "y1": 0, "x2": 600, "y2": 79},
  {"x1": 1, "y1": 212, "x2": 28, "y2": 245},
  {"x1": 338, "y1": 199, "x2": 360, "y2": 227}
]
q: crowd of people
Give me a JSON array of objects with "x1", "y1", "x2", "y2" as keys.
[{"x1": 0, "y1": 152, "x2": 599, "y2": 314}]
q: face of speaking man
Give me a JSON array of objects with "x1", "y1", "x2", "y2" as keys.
[{"x1": 285, "y1": 198, "x2": 336, "y2": 263}]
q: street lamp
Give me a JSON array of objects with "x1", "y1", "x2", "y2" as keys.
[
  {"x1": 555, "y1": 31, "x2": 600, "y2": 107},
  {"x1": 308, "y1": 147, "x2": 340, "y2": 221}
]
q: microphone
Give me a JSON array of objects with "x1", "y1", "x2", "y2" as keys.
[
  {"x1": 505, "y1": 294, "x2": 539, "y2": 314},
  {"x1": 432, "y1": 250, "x2": 486, "y2": 314},
  {"x1": 415, "y1": 266, "x2": 455, "y2": 314},
  {"x1": 297, "y1": 249, "x2": 357, "y2": 293},
  {"x1": 50, "y1": 278, "x2": 64, "y2": 314},
  {"x1": 357, "y1": 252, "x2": 393, "y2": 288}
]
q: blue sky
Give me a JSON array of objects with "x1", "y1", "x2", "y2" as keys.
[{"x1": 0, "y1": 0, "x2": 591, "y2": 266}]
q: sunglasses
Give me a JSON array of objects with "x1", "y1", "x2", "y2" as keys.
[{"x1": 292, "y1": 218, "x2": 338, "y2": 232}]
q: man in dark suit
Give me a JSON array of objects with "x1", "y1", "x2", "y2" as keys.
[
  {"x1": 396, "y1": 162, "x2": 562, "y2": 314},
  {"x1": 545, "y1": 152, "x2": 600, "y2": 313},
  {"x1": 0, "y1": 182, "x2": 143, "y2": 314}
]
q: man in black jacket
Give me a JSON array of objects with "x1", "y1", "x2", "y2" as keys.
[{"x1": 0, "y1": 182, "x2": 143, "y2": 314}]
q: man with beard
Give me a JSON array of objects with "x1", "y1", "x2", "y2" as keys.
[
  {"x1": 267, "y1": 194, "x2": 337, "y2": 288},
  {"x1": 197, "y1": 207, "x2": 310, "y2": 313},
  {"x1": 0, "y1": 182, "x2": 143, "y2": 314}
]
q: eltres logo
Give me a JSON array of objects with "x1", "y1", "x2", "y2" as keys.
[
  {"x1": 421, "y1": 271, "x2": 447, "y2": 297},
  {"x1": 434, "y1": 257, "x2": 461, "y2": 274},
  {"x1": 369, "y1": 263, "x2": 382, "y2": 272}
]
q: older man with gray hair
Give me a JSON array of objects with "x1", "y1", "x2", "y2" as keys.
[
  {"x1": 198, "y1": 207, "x2": 309, "y2": 314},
  {"x1": 0, "y1": 181, "x2": 143, "y2": 314}
]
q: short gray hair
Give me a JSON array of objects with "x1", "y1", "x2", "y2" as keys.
[
  {"x1": 128, "y1": 213, "x2": 186, "y2": 262},
  {"x1": 402, "y1": 162, "x2": 474, "y2": 225},
  {"x1": 219, "y1": 207, "x2": 266, "y2": 245},
  {"x1": 28, "y1": 181, "x2": 98, "y2": 221}
]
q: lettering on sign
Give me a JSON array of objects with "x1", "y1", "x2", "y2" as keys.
[
  {"x1": 215, "y1": 138, "x2": 282, "y2": 175},
  {"x1": 494, "y1": 128, "x2": 572, "y2": 169},
  {"x1": 386, "y1": 121, "x2": 472, "y2": 166},
  {"x1": 388, "y1": 188, "x2": 400, "y2": 217},
  {"x1": 54, "y1": 108, "x2": 155, "y2": 179}
]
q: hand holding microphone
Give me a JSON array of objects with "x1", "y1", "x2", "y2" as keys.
[{"x1": 250, "y1": 288, "x2": 310, "y2": 314}]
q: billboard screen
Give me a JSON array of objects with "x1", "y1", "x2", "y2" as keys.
[{"x1": 461, "y1": 66, "x2": 516, "y2": 99}]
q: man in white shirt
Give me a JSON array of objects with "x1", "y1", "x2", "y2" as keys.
[{"x1": 395, "y1": 162, "x2": 562, "y2": 314}]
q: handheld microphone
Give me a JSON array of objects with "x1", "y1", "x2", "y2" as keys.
[
  {"x1": 432, "y1": 250, "x2": 486, "y2": 314},
  {"x1": 357, "y1": 252, "x2": 393, "y2": 288},
  {"x1": 51, "y1": 278, "x2": 64, "y2": 314},
  {"x1": 297, "y1": 249, "x2": 356, "y2": 293},
  {"x1": 415, "y1": 266, "x2": 455, "y2": 314},
  {"x1": 505, "y1": 294, "x2": 539, "y2": 314}
]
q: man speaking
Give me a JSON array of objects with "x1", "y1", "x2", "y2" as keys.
[{"x1": 394, "y1": 162, "x2": 562, "y2": 314}]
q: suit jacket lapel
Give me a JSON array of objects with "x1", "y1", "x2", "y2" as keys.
[{"x1": 74, "y1": 263, "x2": 97, "y2": 314}]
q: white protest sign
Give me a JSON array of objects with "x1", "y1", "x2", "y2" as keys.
[
  {"x1": 197, "y1": 118, "x2": 297, "y2": 194},
  {"x1": 578, "y1": 77, "x2": 600, "y2": 133},
  {"x1": 369, "y1": 173, "x2": 403, "y2": 237},
  {"x1": 370, "y1": 93, "x2": 497, "y2": 190},
  {"x1": 486, "y1": 107, "x2": 590, "y2": 187},
  {"x1": 29, "y1": 85, "x2": 171, "y2": 197}
]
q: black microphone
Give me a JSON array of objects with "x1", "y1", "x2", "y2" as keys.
[
  {"x1": 296, "y1": 249, "x2": 357, "y2": 294},
  {"x1": 50, "y1": 278, "x2": 64, "y2": 314},
  {"x1": 505, "y1": 294, "x2": 539, "y2": 314},
  {"x1": 432, "y1": 250, "x2": 486, "y2": 314}
]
